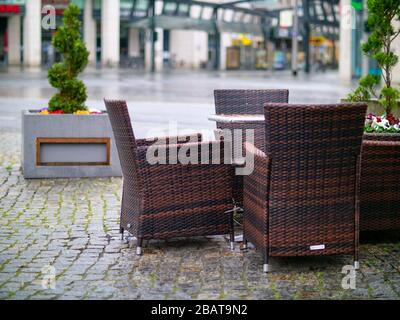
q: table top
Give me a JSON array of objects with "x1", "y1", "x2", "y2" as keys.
[{"x1": 208, "y1": 114, "x2": 265, "y2": 123}]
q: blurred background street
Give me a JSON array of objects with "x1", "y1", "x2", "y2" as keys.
[{"x1": 0, "y1": 68, "x2": 354, "y2": 135}]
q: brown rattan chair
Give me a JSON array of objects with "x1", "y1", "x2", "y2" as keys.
[
  {"x1": 104, "y1": 99, "x2": 235, "y2": 255},
  {"x1": 213, "y1": 89, "x2": 289, "y2": 207},
  {"x1": 360, "y1": 134, "x2": 400, "y2": 231},
  {"x1": 243, "y1": 103, "x2": 367, "y2": 272},
  {"x1": 214, "y1": 89, "x2": 289, "y2": 115}
]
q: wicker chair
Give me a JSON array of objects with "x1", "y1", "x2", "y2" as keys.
[
  {"x1": 243, "y1": 103, "x2": 367, "y2": 272},
  {"x1": 213, "y1": 89, "x2": 289, "y2": 207},
  {"x1": 360, "y1": 133, "x2": 400, "y2": 231},
  {"x1": 214, "y1": 89, "x2": 289, "y2": 115},
  {"x1": 104, "y1": 99, "x2": 235, "y2": 255}
]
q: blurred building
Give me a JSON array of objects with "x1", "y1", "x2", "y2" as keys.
[
  {"x1": 0, "y1": 0, "x2": 342, "y2": 72},
  {"x1": 339, "y1": 0, "x2": 374, "y2": 83}
]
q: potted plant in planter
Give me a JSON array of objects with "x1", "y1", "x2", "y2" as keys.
[
  {"x1": 22, "y1": 4, "x2": 121, "y2": 178},
  {"x1": 347, "y1": 0, "x2": 400, "y2": 231},
  {"x1": 347, "y1": 0, "x2": 400, "y2": 119}
]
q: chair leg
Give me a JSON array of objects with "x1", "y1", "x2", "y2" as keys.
[
  {"x1": 242, "y1": 237, "x2": 248, "y2": 250},
  {"x1": 354, "y1": 156, "x2": 360, "y2": 271},
  {"x1": 230, "y1": 230, "x2": 235, "y2": 251},
  {"x1": 120, "y1": 227, "x2": 124, "y2": 240},
  {"x1": 354, "y1": 228, "x2": 359, "y2": 270},
  {"x1": 263, "y1": 253, "x2": 269, "y2": 273},
  {"x1": 230, "y1": 210, "x2": 235, "y2": 251},
  {"x1": 136, "y1": 238, "x2": 143, "y2": 256},
  {"x1": 354, "y1": 250, "x2": 359, "y2": 270}
]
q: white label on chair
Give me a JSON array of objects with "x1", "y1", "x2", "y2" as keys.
[{"x1": 310, "y1": 244, "x2": 325, "y2": 251}]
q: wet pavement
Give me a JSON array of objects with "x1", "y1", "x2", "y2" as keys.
[
  {"x1": 1, "y1": 69, "x2": 399, "y2": 300},
  {"x1": 0, "y1": 68, "x2": 354, "y2": 134}
]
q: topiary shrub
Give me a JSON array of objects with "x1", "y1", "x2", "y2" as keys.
[
  {"x1": 48, "y1": 4, "x2": 89, "y2": 114},
  {"x1": 347, "y1": 0, "x2": 400, "y2": 115}
]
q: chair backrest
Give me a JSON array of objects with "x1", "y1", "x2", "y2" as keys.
[
  {"x1": 264, "y1": 103, "x2": 367, "y2": 157},
  {"x1": 104, "y1": 99, "x2": 140, "y2": 181},
  {"x1": 214, "y1": 89, "x2": 289, "y2": 115},
  {"x1": 264, "y1": 103, "x2": 367, "y2": 255}
]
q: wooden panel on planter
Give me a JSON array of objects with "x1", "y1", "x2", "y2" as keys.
[{"x1": 36, "y1": 138, "x2": 111, "y2": 166}]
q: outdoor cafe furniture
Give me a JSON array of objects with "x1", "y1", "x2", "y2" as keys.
[
  {"x1": 104, "y1": 99, "x2": 235, "y2": 255},
  {"x1": 214, "y1": 89, "x2": 289, "y2": 115},
  {"x1": 242, "y1": 103, "x2": 367, "y2": 272},
  {"x1": 210, "y1": 110, "x2": 400, "y2": 233},
  {"x1": 213, "y1": 89, "x2": 289, "y2": 206}
]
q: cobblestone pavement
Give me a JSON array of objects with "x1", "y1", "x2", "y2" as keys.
[{"x1": 0, "y1": 129, "x2": 399, "y2": 300}]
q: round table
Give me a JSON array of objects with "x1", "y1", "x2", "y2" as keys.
[
  {"x1": 208, "y1": 114, "x2": 265, "y2": 208},
  {"x1": 208, "y1": 114, "x2": 266, "y2": 152},
  {"x1": 208, "y1": 114, "x2": 264, "y2": 124}
]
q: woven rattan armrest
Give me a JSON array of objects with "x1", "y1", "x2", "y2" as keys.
[
  {"x1": 242, "y1": 142, "x2": 271, "y2": 252},
  {"x1": 136, "y1": 140, "x2": 229, "y2": 168},
  {"x1": 243, "y1": 142, "x2": 270, "y2": 216},
  {"x1": 136, "y1": 133, "x2": 203, "y2": 148},
  {"x1": 243, "y1": 142, "x2": 270, "y2": 194}
]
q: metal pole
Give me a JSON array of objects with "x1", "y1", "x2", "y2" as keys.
[
  {"x1": 303, "y1": 0, "x2": 311, "y2": 74},
  {"x1": 213, "y1": 7, "x2": 220, "y2": 71},
  {"x1": 150, "y1": 0, "x2": 155, "y2": 73},
  {"x1": 304, "y1": 23, "x2": 310, "y2": 73},
  {"x1": 291, "y1": 0, "x2": 299, "y2": 76},
  {"x1": 261, "y1": 15, "x2": 270, "y2": 71}
]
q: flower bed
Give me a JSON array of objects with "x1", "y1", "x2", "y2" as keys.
[
  {"x1": 38, "y1": 108, "x2": 102, "y2": 115},
  {"x1": 364, "y1": 113, "x2": 400, "y2": 133}
]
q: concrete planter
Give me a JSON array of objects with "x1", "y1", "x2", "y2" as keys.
[{"x1": 22, "y1": 111, "x2": 122, "y2": 179}]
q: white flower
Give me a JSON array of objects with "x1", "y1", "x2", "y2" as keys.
[
  {"x1": 374, "y1": 118, "x2": 390, "y2": 129},
  {"x1": 365, "y1": 119, "x2": 372, "y2": 127},
  {"x1": 89, "y1": 108, "x2": 102, "y2": 114},
  {"x1": 365, "y1": 113, "x2": 400, "y2": 132}
]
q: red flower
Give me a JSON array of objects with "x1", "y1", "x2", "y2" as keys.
[
  {"x1": 49, "y1": 110, "x2": 64, "y2": 115},
  {"x1": 386, "y1": 113, "x2": 398, "y2": 126}
]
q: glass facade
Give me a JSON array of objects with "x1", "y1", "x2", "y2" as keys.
[
  {"x1": 0, "y1": 0, "x2": 344, "y2": 71},
  {"x1": 0, "y1": 1, "x2": 25, "y2": 65}
]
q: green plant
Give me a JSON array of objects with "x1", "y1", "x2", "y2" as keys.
[
  {"x1": 347, "y1": 0, "x2": 400, "y2": 114},
  {"x1": 48, "y1": 4, "x2": 89, "y2": 114}
]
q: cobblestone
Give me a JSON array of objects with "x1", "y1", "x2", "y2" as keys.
[{"x1": 0, "y1": 129, "x2": 399, "y2": 300}]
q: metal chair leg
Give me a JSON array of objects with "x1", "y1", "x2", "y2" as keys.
[
  {"x1": 354, "y1": 243, "x2": 359, "y2": 270},
  {"x1": 230, "y1": 208, "x2": 235, "y2": 251},
  {"x1": 225, "y1": 205, "x2": 237, "y2": 250},
  {"x1": 263, "y1": 254, "x2": 269, "y2": 273},
  {"x1": 136, "y1": 238, "x2": 143, "y2": 256},
  {"x1": 242, "y1": 237, "x2": 248, "y2": 250}
]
